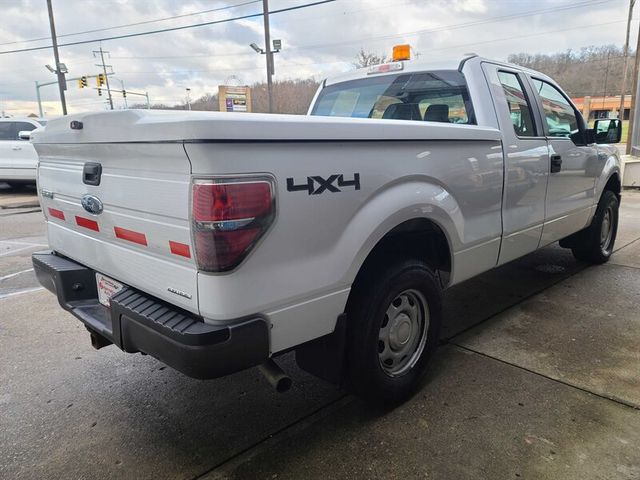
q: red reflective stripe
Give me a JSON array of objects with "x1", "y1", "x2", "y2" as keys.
[
  {"x1": 114, "y1": 227, "x2": 148, "y2": 246},
  {"x1": 48, "y1": 208, "x2": 65, "y2": 220},
  {"x1": 75, "y1": 216, "x2": 99, "y2": 231},
  {"x1": 169, "y1": 241, "x2": 191, "y2": 258}
]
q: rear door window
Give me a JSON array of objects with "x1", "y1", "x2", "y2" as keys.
[
  {"x1": 0, "y1": 122, "x2": 14, "y2": 140},
  {"x1": 497, "y1": 71, "x2": 537, "y2": 137}
]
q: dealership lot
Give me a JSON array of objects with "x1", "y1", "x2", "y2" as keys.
[{"x1": 1, "y1": 184, "x2": 639, "y2": 480}]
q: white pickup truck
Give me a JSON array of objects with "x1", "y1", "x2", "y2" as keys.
[{"x1": 32, "y1": 55, "x2": 623, "y2": 404}]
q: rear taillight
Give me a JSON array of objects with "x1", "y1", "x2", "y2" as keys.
[{"x1": 191, "y1": 177, "x2": 275, "y2": 272}]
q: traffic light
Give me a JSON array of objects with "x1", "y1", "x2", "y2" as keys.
[
  {"x1": 78, "y1": 76, "x2": 88, "y2": 89},
  {"x1": 97, "y1": 74, "x2": 105, "y2": 87},
  {"x1": 97, "y1": 88, "x2": 102, "y2": 96},
  {"x1": 122, "y1": 90, "x2": 126, "y2": 98}
]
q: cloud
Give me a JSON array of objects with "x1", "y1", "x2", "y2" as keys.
[{"x1": 0, "y1": 0, "x2": 631, "y2": 116}]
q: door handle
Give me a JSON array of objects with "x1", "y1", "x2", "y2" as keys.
[
  {"x1": 550, "y1": 154, "x2": 562, "y2": 173},
  {"x1": 83, "y1": 162, "x2": 102, "y2": 186},
  {"x1": 11, "y1": 146, "x2": 21, "y2": 151}
]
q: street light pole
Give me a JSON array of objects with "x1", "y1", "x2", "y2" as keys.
[
  {"x1": 262, "y1": 0, "x2": 274, "y2": 113},
  {"x1": 35, "y1": 81, "x2": 43, "y2": 118},
  {"x1": 46, "y1": 0, "x2": 67, "y2": 115}
]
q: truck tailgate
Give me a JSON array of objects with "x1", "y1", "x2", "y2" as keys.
[{"x1": 34, "y1": 131, "x2": 197, "y2": 313}]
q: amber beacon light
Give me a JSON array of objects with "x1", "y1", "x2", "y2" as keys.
[{"x1": 392, "y1": 44, "x2": 411, "y2": 61}]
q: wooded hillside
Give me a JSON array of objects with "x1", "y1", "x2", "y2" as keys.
[
  {"x1": 508, "y1": 45, "x2": 634, "y2": 98},
  {"x1": 136, "y1": 45, "x2": 634, "y2": 112}
]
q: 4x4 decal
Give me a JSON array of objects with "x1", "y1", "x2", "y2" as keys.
[{"x1": 286, "y1": 173, "x2": 360, "y2": 195}]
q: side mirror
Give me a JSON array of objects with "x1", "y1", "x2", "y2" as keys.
[
  {"x1": 593, "y1": 118, "x2": 622, "y2": 144},
  {"x1": 17, "y1": 130, "x2": 32, "y2": 141}
]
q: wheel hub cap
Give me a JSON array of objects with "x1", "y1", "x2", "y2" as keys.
[
  {"x1": 600, "y1": 207, "x2": 614, "y2": 252},
  {"x1": 389, "y1": 314, "x2": 412, "y2": 349},
  {"x1": 378, "y1": 289, "x2": 430, "y2": 377}
]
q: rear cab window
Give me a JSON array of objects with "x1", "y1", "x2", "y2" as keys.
[{"x1": 311, "y1": 70, "x2": 475, "y2": 124}]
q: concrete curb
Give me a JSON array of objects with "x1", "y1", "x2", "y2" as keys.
[{"x1": 0, "y1": 199, "x2": 40, "y2": 209}]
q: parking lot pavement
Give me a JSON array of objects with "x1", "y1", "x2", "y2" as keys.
[
  {"x1": 0, "y1": 182, "x2": 39, "y2": 210},
  {"x1": 1, "y1": 191, "x2": 639, "y2": 480},
  {"x1": 210, "y1": 346, "x2": 640, "y2": 480},
  {"x1": 455, "y1": 247, "x2": 640, "y2": 408}
]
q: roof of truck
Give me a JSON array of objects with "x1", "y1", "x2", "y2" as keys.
[{"x1": 323, "y1": 55, "x2": 546, "y2": 86}]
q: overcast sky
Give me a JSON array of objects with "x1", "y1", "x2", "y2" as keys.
[{"x1": 0, "y1": 0, "x2": 634, "y2": 116}]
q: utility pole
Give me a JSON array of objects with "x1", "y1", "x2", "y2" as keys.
[
  {"x1": 262, "y1": 0, "x2": 274, "y2": 113},
  {"x1": 626, "y1": 11, "x2": 640, "y2": 154},
  {"x1": 619, "y1": 0, "x2": 635, "y2": 121},
  {"x1": 94, "y1": 47, "x2": 114, "y2": 110},
  {"x1": 602, "y1": 53, "x2": 611, "y2": 110},
  {"x1": 46, "y1": 0, "x2": 67, "y2": 115}
]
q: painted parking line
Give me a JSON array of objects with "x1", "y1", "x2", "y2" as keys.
[
  {"x1": 0, "y1": 245, "x2": 43, "y2": 257},
  {"x1": 0, "y1": 286, "x2": 44, "y2": 300},
  {"x1": 0, "y1": 268, "x2": 34, "y2": 281}
]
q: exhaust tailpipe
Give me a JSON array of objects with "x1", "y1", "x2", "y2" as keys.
[{"x1": 259, "y1": 359, "x2": 292, "y2": 393}]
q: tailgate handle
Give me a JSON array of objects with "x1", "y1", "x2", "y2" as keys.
[{"x1": 83, "y1": 163, "x2": 102, "y2": 186}]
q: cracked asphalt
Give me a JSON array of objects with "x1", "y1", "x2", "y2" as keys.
[{"x1": 1, "y1": 183, "x2": 639, "y2": 480}]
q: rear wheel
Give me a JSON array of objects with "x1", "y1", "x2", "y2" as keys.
[
  {"x1": 571, "y1": 190, "x2": 619, "y2": 264},
  {"x1": 345, "y1": 258, "x2": 442, "y2": 405}
]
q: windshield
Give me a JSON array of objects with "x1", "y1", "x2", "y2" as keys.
[{"x1": 311, "y1": 70, "x2": 475, "y2": 124}]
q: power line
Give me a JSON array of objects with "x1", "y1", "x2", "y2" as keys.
[
  {"x1": 104, "y1": 0, "x2": 617, "y2": 60},
  {"x1": 0, "y1": 0, "x2": 336, "y2": 55},
  {"x1": 0, "y1": 0, "x2": 262, "y2": 47},
  {"x1": 295, "y1": 0, "x2": 614, "y2": 51}
]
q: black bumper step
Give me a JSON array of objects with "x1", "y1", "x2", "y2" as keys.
[{"x1": 32, "y1": 251, "x2": 269, "y2": 379}]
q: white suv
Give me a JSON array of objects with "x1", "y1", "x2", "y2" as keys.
[{"x1": 0, "y1": 117, "x2": 47, "y2": 186}]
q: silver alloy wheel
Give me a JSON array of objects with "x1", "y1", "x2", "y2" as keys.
[
  {"x1": 600, "y1": 206, "x2": 614, "y2": 254},
  {"x1": 378, "y1": 289, "x2": 429, "y2": 377}
]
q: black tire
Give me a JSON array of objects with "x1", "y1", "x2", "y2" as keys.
[
  {"x1": 6, "y1": 181, "x2": 34, "y2": 190},
  {"x1": 571, "y1": 190, "x2": 619, "y2": 264},
  {"x1": 345, "y1": 257, "x2": 442, "y2": 405}
]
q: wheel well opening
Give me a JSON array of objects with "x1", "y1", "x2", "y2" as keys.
[
  {"x1": 355, "y1": 218, "x2": 452, "y2": 288},
  {"x1": 604, "y1": 173, "x2": 621, "y2": 201}
]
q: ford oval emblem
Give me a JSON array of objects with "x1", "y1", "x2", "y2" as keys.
[{"x1": 81, "y1": 194, "x2": 103, "y2": 215}]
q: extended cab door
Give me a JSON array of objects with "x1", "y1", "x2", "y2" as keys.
[
  {"x1": 528, "y1": 78, "x2": 599, "y2": 245},
  {"x1": 482, "y1": 64, "x2": 549, "y2": 264}
]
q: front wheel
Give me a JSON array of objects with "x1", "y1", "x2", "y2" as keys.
[
  {"x1": 571, "y1": 190, "x2": 619, "y2": 264},
  {"x1": 345, "y1": 258, "x2": 442, "y2": 405}
]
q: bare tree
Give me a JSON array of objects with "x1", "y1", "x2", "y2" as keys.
[
  {"x1": 508, "y1": 45, "x2": 635, "y2": 97},
  {"x1": 353, "y1": 48, "x2": 388, "y2": 68}
]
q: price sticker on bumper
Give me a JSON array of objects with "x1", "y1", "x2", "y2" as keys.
[{"x1": 96, "y1": 273, "x2": 124, "y2": 308}]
